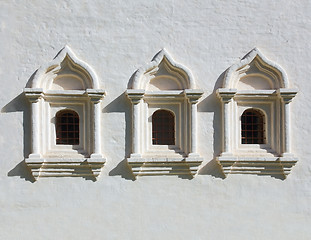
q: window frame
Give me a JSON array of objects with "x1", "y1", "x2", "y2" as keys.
[
  {"x1": 47, "y1": 101, "x2": 88, "y2": 157},
  {"x1": 147, "y1": 103, "x2": 182, "y2": 153},
  {"x1": 216, "y1": 48, "x2": 298, "y2": 178},
  {"x1": 152, "y1": 109, "x2": 175, "y2": 145},
  {"x1": 55, "y1": 109, "x2": 80, "y2": 146},
  {"x1": 126, "y1": 49, "x2": 204, "y2": 178},
  {"x1": 23, "y1": 46, "x2": 106, "y2": 180},
  {"x1": 241, "y1": 108, "x2": 265, "y2": 144},
  {"x1": 235, "y1": 100, "x2": 274, "y2": 154}
]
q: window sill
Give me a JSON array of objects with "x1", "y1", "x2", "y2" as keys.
[
  {"x1": 25, "y1": 157, "x2": 106, "y2": 181},
  {"x1": 216, "y1": 155, "x2": 297, "y2": 179},
  {"x1": 127, "y1": 156, "x2": 203, "y2": 179}
]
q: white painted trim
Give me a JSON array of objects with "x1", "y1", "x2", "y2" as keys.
[
  {"x1": 127, "y1": 49, "x2": 203, "y2": 177},
  {"x1": 130, "y1": 48, "x2": 195, "y2": 89},
  {"x1": 216, "y1": 49, "x2": 298, "y2": 178},
  {"x1": 31, "y1": 45, "x2": 100, "y2": 90},
  {"x1": 223, "y1": 48, "x2": 289, "y2": 89},
  {"x1": 24, "y1": 47, "x2": 106, "y2": 180}
]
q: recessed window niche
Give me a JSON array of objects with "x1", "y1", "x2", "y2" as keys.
[
  {"x1": 126, "y1": 49, "x2": 204, "y2": 178},
  {"x1": 24, "y1": 46, "x2": 106, "y2": 180},
  {"x1": 216, "y1": 48, "x2": 298, "y2": 178}
]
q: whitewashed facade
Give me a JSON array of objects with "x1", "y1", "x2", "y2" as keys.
[{"x1": 1, "y1": 1, "x2": 310, "y2": 239}]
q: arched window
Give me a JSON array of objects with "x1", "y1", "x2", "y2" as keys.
[
  {"x1": 241, "y1": 109, "x2": 265, "y2": 144},
  {"x1": 23, "y1": 46, "x2": 106, "y2": 180},
  {"x1": 152, "y1": 110, "x2": 175, "y2": 145},
  {"x1": 126, "y1": 49, "x2": 203, "y2": 178},
  {"x1": 56, "y1": 110, "x2": 79, "y2": 145},
  {"x1": 217, "y1": 48, "x2": 298, "y2": 178}
]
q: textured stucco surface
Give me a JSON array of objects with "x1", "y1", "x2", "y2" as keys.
[{"x1": 0, "y1": 0, "x2": 311, "y2": 239}]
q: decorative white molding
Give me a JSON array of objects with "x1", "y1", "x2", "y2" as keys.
[
  {"x1": 218, "y1": 157, "x2": 297, "y2": 179},
  {"x1": 24, "y1": 46, "x2": 106, "y2": 180},
  {"x1": 127, "y1": 158, "x2": 202, "y2": 178},
  {"x1": 127, "y1": 49, "x2": 203, "y2": 178},
  {"x1": 26, "y1": 158, "x2": 105, "y2": 180},
  {"x1": 130, "y1": 48, "x2": 195, "y2": 90},
  {"x1": 31, "y1": 45, "x2": 100, "y2": 90},
  {"x1": 216, "y1": 48, "x2": 298, "y2": 178},
  {"x1": 223, "y1": 48, "x2": 288, "y2": 89}
]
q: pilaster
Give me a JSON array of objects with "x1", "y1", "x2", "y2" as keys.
[
  {"x1": 126, "y1": 89, "x2": 145, "y2": 157},
  {"x1": 216, "y1": 88, "x2": 237, "y2": 155},
  {"x1": 87, "y1": 89, "x2": 106, "y2": 159},
  {"x1": 24, "y1": 88, "x2": 44, "y2": 159}
]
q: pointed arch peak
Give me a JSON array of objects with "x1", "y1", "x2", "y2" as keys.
[
  {"x1": 53, "y1": 45, "x2": 76, "y2": 60},
  {"x1": 223, "y1": 48, "x2": 289, "y2": 89},
  {"x1": 240, "y1": 47, "x2": 261, "y2": 61},
  {"x1": 29, "y1": 46, "x2": 100, "y2": 90},
  {"x1": 130, "y1": 49, "x2": 195, "y2": 90},
  {"x1": 151, "y1": 48, "x2": 169, "y2": 62}
]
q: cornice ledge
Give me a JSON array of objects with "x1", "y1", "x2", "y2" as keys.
[
  {"x1": 25, "y1": 157, "x2": 106, "y2": 181},
  {"x1": 185, "y1": 89, "x2": 204, "y2": 103},
  {"x1": 126, "y1": 89, "x2": 145, "y2": 103},
  {"x1": 216, "y1": 88, "x2": 237, "y2": 102},
  {"x1": 24, "y1": 88, "x2": 44, "y2": 102},
  {"x1": 277, "y1": 88, "x2": 298, "y2": 103},
  {"x1": 216, "y1": 155, "x2": 296, "y2": 179},
  {"x1": 127, "y1": 157, "x2": 202, "y2": 179},
  {"x1": 86, "y1": 89, "x2": 106, "y2": 102}
]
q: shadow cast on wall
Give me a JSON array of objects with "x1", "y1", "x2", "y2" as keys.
[
  {"x1": 109, "y1": 159, "x2": 136, "y2": 181},
  {"x1": 196, "y1": 71, "x2": 227, "y2": 179},
  {"x1": 2, "y1": 72, "x2": 39, "y2": 182},
  {"x1": 127, "y1": 70, "x2": 137, "y2": 89},
  {"x1": 2, "y1": 91, "x2": 35, "y2": 182},
  {"x1": 7, "y1": 160, "x2": 36, "y2": 183},
  {"x1": 103, "y1": 92, "x2": 136, "y2": 180},
  {"x1": 1, "y1": 93, "x2": 31, "y2": 158}
]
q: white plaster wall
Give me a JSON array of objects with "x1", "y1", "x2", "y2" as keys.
[{"x1": 1, "y1": 0, "x2": 311, "y2": 239}]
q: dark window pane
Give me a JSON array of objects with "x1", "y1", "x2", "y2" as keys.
[
  {"x1": 241, "y1": 109, "x2": 265, "y2": 144},
  {"x1": 56, "y1": 110, "x2": 79, "y2": 145},
  {"x1": 152, "y1": 110, "x2": 175, "y2": 145}
]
